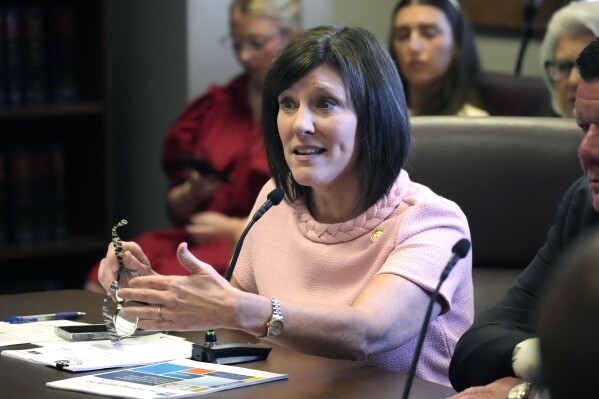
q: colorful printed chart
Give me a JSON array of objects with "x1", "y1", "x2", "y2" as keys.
[{"x1": 47, "y1": 358, "x2": 288, "y2": 398}]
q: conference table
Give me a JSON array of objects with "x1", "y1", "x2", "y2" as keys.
[{"x1": 0, "y1": 290, "x2": 456, "y2": 398}]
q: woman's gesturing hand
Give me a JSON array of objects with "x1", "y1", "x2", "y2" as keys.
[{"x1": 116, "y1": 242, "x2": 238, "y2": 331}]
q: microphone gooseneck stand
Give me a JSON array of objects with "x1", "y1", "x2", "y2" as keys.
[
  {"x1": 515, "y1": 0, "x2": 542, "y2": 76},
  {"x1": 191, "y1": 188, "x2": 285, "y2": 365},
  {"x1": 400, "y1": 238, "x2": 471, "y2": 399}
]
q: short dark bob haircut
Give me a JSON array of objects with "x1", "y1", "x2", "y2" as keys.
[{"x1": 262, "y1": 25, "x2": 411, "y2": 209}]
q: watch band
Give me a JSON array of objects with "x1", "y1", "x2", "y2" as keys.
[
  {"x1": 507, "y1": 381, "x2": 532, "y2": 399},
  {"x1": 257, "y1": 298, "x2": 284, "y2": 339}
]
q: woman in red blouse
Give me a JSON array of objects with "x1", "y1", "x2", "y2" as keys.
[{"x1": 86, "y1": 0, "x2": 300, "y2": 292}]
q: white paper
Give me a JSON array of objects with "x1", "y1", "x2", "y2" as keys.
[
  {"x1": 0, "y1": 319, "x2": 86, "y2": 347},
  {"x1": 47, "y1": 358, "x2": 288, "y2": 398},
  {"x1": 2, "y1": 333, "x2": 192, "y2": 371}
]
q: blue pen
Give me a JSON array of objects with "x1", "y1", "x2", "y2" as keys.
[{"x1": 3, "y1": 311, "x2": 86, "y2": 324}]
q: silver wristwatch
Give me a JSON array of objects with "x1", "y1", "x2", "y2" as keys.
[
  {"x1": 507, "y1": 381, "x2": 532, "y2": 399},
  {"x1": 257, "y1": 298, "x2": 284, "y2": 339}
]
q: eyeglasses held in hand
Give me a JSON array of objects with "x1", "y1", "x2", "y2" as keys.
[
  {"x1": 544, "y1": 60, "x2": 577, "y2": 83},
  {"x1": 102, "y1": 219, "x2": 139, "y2": 342}
]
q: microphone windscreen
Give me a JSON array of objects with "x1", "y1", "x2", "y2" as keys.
[
  {"x1": 267, "y1": 188, "x2": 285, "y2": 205},
  {"x1": 452, "y1": 238, "x2": 471, "y2": 259}
]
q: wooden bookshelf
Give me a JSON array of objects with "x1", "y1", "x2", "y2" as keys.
[
  {"x1": 0, "y1": 103, "x2": 104, "y2": 118},
  {"x1": 0, "y1": 0, "x2": 111, "y2": 293}
]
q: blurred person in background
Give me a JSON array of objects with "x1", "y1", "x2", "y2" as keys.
[
  {"x1": 389, "y1": 0, "x2": 487, "y2": 116},
  {"x1": 85, "y1": 0, "x2": 300, "y2": 292},
  {"x1": 540, "y1": 1, "x2": 599, "y2": 118}
]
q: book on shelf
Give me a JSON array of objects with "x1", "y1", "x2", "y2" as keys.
[
  {"x1": 3, "y1": 4, "x2": 24, "y2": 107},
  {"x1": 0, "y1": 151, "x2": 8, "y2": 246},
  {"x1": 0, "y1": 1, "x2": 80, "y2": 109},
  {"x1": 34, "y1": 145, "x2": 52, "y2": 241},
  {"x1": 47, "y1": 358, "x2": 288, "y2": 399},
  {"x1": 22, "y1": 3, "x2": 49, "y2": 106},
  {"x1": 48, "y1": 1, "x2": 79, "y2": 104},
  {"x1": 50, "y1": 142, "x2": 67, "y2": 239},
  {"x1": 0, "y1": 4, "x2": 6, "y2": 107},
  {"x1": 6, "y1": 144, "x2": 68, "y2": 246},
  {"x1": 8, "y1": 146, "x2": 37, "y2": 245}
]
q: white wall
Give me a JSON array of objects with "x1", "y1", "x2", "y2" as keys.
[
  {"x1": 187, "y1": 1, "x2": 240, "y2": 99},
  {"x1": 109, "y1": 0, "x2": 544, "y2": 235},
  {"x1": 476, "y1": 34, "x2": 542, "y2": 77}
]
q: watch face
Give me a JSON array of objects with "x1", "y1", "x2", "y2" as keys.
[
  {"x1": 508, "y1": 382, "x2": 531, "y2": 399},
  {"x1": 269, "y1": 320, "x2": 284, "y2": 336}
]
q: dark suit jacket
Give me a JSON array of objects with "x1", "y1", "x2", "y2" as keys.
[{"x1": 449, "y1": 176, "x2": 599, "y2": 391}]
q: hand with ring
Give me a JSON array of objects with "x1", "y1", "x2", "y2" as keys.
[
  {"x1": 157, "y1": 305, "x2": 166, "y2": 322},
  {"x1": 114, "y1": 242, "x2": 239, "y2": 332}
]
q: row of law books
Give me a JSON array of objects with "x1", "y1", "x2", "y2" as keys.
[
  {"x1": 0, "y1": 144, "x2": 67, "y2": 247},
  {"x1": 0, "y1": 2, "x2": 80, "y2": 109}
]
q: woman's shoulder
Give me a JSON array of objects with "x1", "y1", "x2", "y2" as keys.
[
  {"x1": 185, "y1": 74, "x2": 249, "y2": 107},
  {"x1": 398, "y1": 173, "x2": 468, "y2": 225},
  {"x1": 175, "y1": 74, "x2": 250, "y2": 120},
  {"x1": 204, "y1": 74, "x2": 249, "y2": 101},
  {"x1": 455, "y1": 102, "x2": 489, "y2": 117}
]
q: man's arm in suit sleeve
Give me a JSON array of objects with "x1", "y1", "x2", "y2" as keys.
[{"x1": 448, "y1": 177, "x2": 589, "y2": 391}]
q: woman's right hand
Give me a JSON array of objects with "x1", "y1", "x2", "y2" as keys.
[
  {"x1": 184, "y1": 169, "x2": 223, "y2": 205},
  {"x1": 167, "y1": 169, "x2": 223, "y2": 224},
  {"x1": 98, "y1": 241, "x2": 157, "y2": 292}
]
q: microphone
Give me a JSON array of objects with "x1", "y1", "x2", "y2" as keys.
[
  {"x1": 401, "y1": 238, "x2": 471, "y2": 399},
  {"x1": 515, "y1": 0, "x2": 543, "y2": 75},
  {"x1": 523, "y1": 0, "x2": 543, "y2": 21},
  {"x1": 192, "y1": 187, "x2": 285, "y2": 365},
  {"x1": 225, "y1": 187, "x2": 284, "y2": 280},
  {"x1": 440, "y1": 238, "x2": 471, "y2": 281},
  {"x1": 250, "y1": 187, "x2": 285, "y2": 222}
]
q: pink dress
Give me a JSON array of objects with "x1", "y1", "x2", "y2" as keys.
[{"x1": 234, "y1": 172, "x2": 473, "y2": 386}]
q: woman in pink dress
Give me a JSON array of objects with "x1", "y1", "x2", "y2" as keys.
[{"x1": 98, "y1": 26, "x2": 473, "y2": 386}]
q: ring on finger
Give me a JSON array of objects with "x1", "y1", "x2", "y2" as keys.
[{"x1": 157, "y1": 305, "x2": 165, "y2": 321}]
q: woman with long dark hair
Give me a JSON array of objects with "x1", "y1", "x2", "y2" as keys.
[{"x1": 389, "y1": 0, "x2": 487, "y2": 116}]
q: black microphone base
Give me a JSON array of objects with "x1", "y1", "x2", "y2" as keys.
[{"x1": 191, "y1": 342, "x2": 272, "y2": 365}]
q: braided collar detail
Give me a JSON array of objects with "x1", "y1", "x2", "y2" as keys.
[{"x1": 294, "y1": 171, "x2": 408, "y2": 243}]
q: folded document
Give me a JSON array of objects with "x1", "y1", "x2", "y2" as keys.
[
  {"x1": 0, "y1": 319, "x2": 85, "y2": 347},
  {"x1": 2, "y1": 333, "x2": 191, "y2": 372},
  {"x1": 47, "y1": 358, "x2": 288, "y2": 398}
]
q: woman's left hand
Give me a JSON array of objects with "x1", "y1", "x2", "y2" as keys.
[{"x1": 116, "y1": 242, "x2": 237, "y2": 331}]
